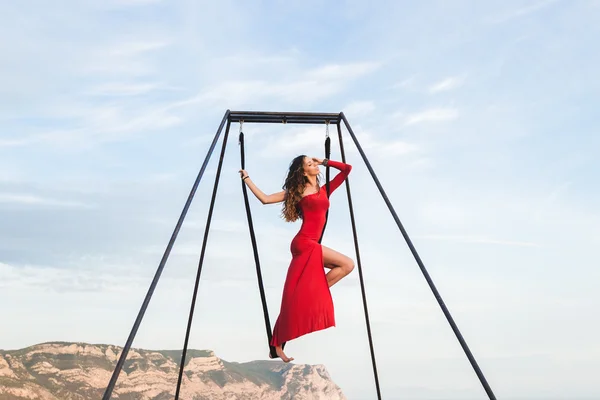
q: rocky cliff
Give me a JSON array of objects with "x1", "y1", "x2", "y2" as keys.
[{"x1": 0, "y1": 342, "x2": 345, "y2": 400}]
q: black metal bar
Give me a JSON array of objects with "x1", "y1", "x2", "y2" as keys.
[
  {"x1": 174, "y1": 120, "x2": 232, "y2": 399},
  {"x1": 336, "y1": 122, "x2": 382, "y2": 400},
  {"x1": 101, "y1": 110, "x2": 230, "y2": 400},
  {"x1": 230, "y1": 110, "x2": 340, "y2": 118},
  {"x1": 229, "y1": 119, "x2": 340, "y2": 125},
  {"x1": 230, "y1": 118, "x2": 340, "y2": 124},
  {"x1": 340, "y1": 113, "x2": 497, "y2": 400},
  {"x1": 229, "y1": 111, "x2": 340, "y2": 124}
]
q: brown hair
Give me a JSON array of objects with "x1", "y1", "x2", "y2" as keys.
[{"x1": 281, "y1": 155, "x2": 320, "y2": 222}]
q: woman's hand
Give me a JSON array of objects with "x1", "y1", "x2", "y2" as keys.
[
  {"x1": 312, "y1": 157, "x2": 324, "y2": 165},
  {"x1": 239, "y1": 169, "x2": 249, "y2": 179}
]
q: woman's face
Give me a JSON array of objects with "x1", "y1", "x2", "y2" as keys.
[{"x1": 302, "y1": 156, "x2": 320, "y2": 177}]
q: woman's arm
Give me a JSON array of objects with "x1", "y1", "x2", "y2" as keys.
[
  {"x1": 315, "y1": 158, "x2": 352, "y2": 194},
  {"x1": 239, "y1": 170, "x2": 285, "y2": 204}
]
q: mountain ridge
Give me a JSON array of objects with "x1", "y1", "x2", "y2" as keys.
[{"x1": 0, "y1": 341, "x2": 346, "y2": 400}]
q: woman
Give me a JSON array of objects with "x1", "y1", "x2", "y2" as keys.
[{"x1": 239, "y1": 155, "x2": 354, "y2": 362}]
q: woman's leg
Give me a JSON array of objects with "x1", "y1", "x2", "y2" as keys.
[{"x1": 322, "y1": 245, "x2": 355, "y2": 287}]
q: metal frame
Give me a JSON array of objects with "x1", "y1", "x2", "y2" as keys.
[
  {"x1": 102, "y1": 110, "x2": 497, "y2": 400},
  {"x1": 229, "y1": 111, "x2": 340, "y2": 124}
]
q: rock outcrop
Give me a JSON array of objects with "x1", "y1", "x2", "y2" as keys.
[{"x1": 0, "y1": 342, "x2": 345, "y2": 400}]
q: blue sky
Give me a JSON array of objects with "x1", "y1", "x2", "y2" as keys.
[{"x1": 1, "y1": 0, "x2": 599, "y2": 399}]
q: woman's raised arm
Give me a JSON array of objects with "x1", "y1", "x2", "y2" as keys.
[{"x1": 239, "y1": 169, "x2": 286, "y2": 204}]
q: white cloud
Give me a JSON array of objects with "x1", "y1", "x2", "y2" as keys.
[
  {"x1": 342, "y1": 101, "x2": 376, "y2": 117},
  {"x1": 415, "y1": 234, "x2": 540, "y2": 247},
  {"x1": 488, "y1": 0, "x2": 560, "y2": 23},
  {"x1": 0, "y1": 193, "x2": 94, "y2": 208},
  {"x1": 78, "y1": 104, "x2": 180, "y2": 133},
  {"x1": 349, "y1": 133, "x2": 419, "y2": 157},
  {"x1": 258, "y1": 124, "x2": 420, "y2": 162},
  {"x1": 258, "y1": 126, "x2": 332, "y2": 158},
  {"x1": 305, "y1": 62, "x2": 380, "y2": 81},
  {"x1": 392, "y1": 75, "x2": 418, "y2": 89},
  {"x1": 0, "y1": 168, "x2": 22, "y2": 182},
  {"x1": 107, "y1": 40, "x2": 168, "y2": 56},
  {"x1": 533, "y1": 181, "x2": 572, "y2": 220},
  {"x1": 83, "y1": 40, "x2": 169, "y2": 76},
  {"x1": 1, "y1": 13, "x2": 378, "y2": 150},
  {"x1": 0, "y1": 138, "x2": 32, "y2": 147},
  {"x1": 175, "y1": 61, "x2": 381, "y2": 110},
  {"x1": 1, "y1": 24, "x2": 181, "y2": 148},
  {"x1": 5, "y1": 102, "x2": 183, "y2": 149},
  {"x1": 403, "y1": 108, "x2": 459, "y2": 126},
  {"x1": 0, "y1": 262, "x2": 133, "y2": 293},
  {"x1": 428, "y1": 76, "x2": 465, "y2": 93},
  {"x1": 112, "y1": 0, "x2": 163, "y2": 5},
  {"x1": 87, "y1": 82, "x2": 162, "y2": 96},
  {"x1": 512, "y1": 0, "x2": 560, "y2": 18},
  {"x1": 417, "y1": 200, "x2": 469, "y2": 226},
  {"x1": 379, "y1": 140, "x2": 420, "y2": 156}
]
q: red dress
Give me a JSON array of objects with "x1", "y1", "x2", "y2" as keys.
[{"x1": 270, "y1": 160, "x2": 352, "y2": 348}]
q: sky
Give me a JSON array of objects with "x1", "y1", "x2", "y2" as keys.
[{"x1": 1, "y1": 0, "x2": 599, "y2": 399}]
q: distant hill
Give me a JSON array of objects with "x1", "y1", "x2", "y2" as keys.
[{"x1": 0, "y1": 342, "x2": 345, "y2": 399}]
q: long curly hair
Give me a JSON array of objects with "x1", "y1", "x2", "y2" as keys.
[{"x1": 281, "y1": 155, "x2": 321, "y2": 222}]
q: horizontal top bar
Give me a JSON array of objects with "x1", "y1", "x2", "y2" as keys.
[{"x1": 229, "y1": 111, "x2": 341, "y2": 124}]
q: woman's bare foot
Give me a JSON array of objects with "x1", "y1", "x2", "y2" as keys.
[{"x1": 269, "y1": 345, "x2": 293, "y2": 363}]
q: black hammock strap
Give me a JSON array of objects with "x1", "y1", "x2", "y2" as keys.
[
  {"x1": 318, "y1": 134, "x2": 331, "y2": 244},
  {"x1": 238, "y1": 130, "x2": 279, "y2": 358}
]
